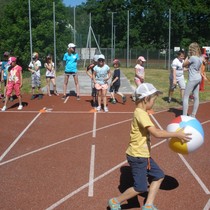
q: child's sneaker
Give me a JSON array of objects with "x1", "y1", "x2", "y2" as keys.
[
  {"x1": 104, "y1": 106, "x2": 109, "y2": 112},
  {"x1": 62, "y1": 95, "x2": 67, "y2": 100},
  {"x1": 96, "y1": 106, "x2": 101, "y2": 112},
  {"x1": 122, "y1": 96, "x2": 126, "y2": 104},
  {"x1": 31, "y1": 95, "x2": 36, "y2": 100},
  {"x1": 111, "y1": 99, "x2": 116, "y2": 104},
  {"x1": 142, "y1": 204, "x2": 158, "y2": 210},
  {"x1": 17, "y1": 104, "x2": 23, "y2": 110},
  {"x1": 108, "y1": 198, "x2": 121, "y2": 210},
  {"x1": 1, "y1": 105, "x2": 7, "y2": 111},
  {"x1": 38, "y1": 94, "x2": 43, "y2": 100},
  {"x1": 77, "y1": 96, "x2": 80, "y2": 101}
]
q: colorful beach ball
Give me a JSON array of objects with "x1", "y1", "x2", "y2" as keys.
[{"x1": 166, "y1": 115, "x2": 204, "y2": 154}]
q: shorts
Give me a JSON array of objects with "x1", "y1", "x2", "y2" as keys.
[
  {"x1": 169, "y1": 75, "x2": 186, "y2": 90},
  {"x1": 6, "y1": 82, "x2": 21, "y2": 97},
  {"x1": 95, "y1": 83, "x2": 108, "y2": 90},
  {"x1": 46, "y1": 76, "x2": 55, "y2": 79},
  {"x1": 127, "y1": 155, "x2": 165, "y2": 192},
  {"x1": 31, "y1": 74, "x2": 41, "y2": 88},
  {"x1": 65, "y1": 72, "x2": 77, "y2": 76},
  {"x1": 109, "y1": 84, "x2": 120, "y2": 93}
]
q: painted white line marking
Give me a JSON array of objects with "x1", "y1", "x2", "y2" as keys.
[
  {"x1": 0, "y1": 118, "x2": 131, "y2": 166},
  {"x1": 64, "y1": 96, "x2": 69, "y2": 103},
  {"x1": 88, "y1": 145, "x2": 95, "y2": 197},
  {"x1": 45, "y1": 139, "x2": 168, "y2": 210},
  {"x1": 0, "y1": 109, "x2": 45, "y2": 162},
  {"x1": 203, "y1": 199, "x2": 210, "y2": 210},
  {"x1": 92, "y1": 112, "x2": 97, "y2": 138},
  {"x1": 178, "y1": 154, "x2": 210, "y2": 194}
]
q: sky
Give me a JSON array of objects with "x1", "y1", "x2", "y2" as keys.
[{"x1": 63, "y1": 0, "x2": 87, "y2": 7}]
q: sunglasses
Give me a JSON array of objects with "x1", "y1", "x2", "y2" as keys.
[{"x1": 98, "y1": 59, "x2": 105, "y2": 62}]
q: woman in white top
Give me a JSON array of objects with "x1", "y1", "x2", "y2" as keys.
[{"x1": 44, "y1": 54, "x2": 59, "y2": 96}]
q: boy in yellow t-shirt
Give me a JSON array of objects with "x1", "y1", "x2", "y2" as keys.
[{"x1": 108, "y1": 83, "x2": 191, "y2": 210}]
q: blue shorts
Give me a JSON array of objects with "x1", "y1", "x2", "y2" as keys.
[{"x1": 127, "y1": 155, "x2": 165, "y2": 192}]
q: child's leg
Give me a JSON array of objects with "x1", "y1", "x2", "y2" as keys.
[
  {"x1": 63, "y1": 74, "x2": 69, "y2": 96},
  {"x1": 46, "y1": 77, "x2": 51, "y2": 96},
  {"x1": 97, "y1": 90, "x2": 102, "y2": 106},
  {"x1": 73, "y1": 74, "x2": 80, "y2": 97},
  {"x1": 102, "y1": 89, "x2": 107, "y2": 107}
]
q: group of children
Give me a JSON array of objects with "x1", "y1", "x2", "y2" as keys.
[
  {"x1": 0, "y1": 51, "x2": 59, "y2": 111},
  {"x1": 86, "y1": 53, "x2": 126, "y2": 112}
]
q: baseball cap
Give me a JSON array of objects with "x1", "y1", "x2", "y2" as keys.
[
  {"x1": 32, "y1": 52, "x2": 38, "y2": 59},
  {"x1": 202, "y1": 54, "x2": 208, "y2": 58},
  {"x1": 138, "y1": 56, "x2": 146, "y2": 62},
  {"x1": 98, "y1": 54, "x2": 105, "y2": 60},
  {"x1": 135, "y1": 83, "x2": 162, "y2": 100},
  {"x1": 93, "y1": 54, "x2": 99, "y2": 62},
  {"x1": 113, "y1": 59, "x2": 120, "y2": 65},
  {"x1": 3, "y1": 51, "x2": 10, "y2": 57},
  {"x1": 68, "y1": 43, "x2": 76, "y2": 48},
  {"x1": 8, "y1": 57, "x2": 17, "y2": 64}
]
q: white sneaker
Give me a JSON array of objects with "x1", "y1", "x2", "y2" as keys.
[
  {"x1": 104, "y1": 106, "x2": 109, "y2": 112},
  {"x1": 1, "y1": 106, "x2": 7, "y2": 111},
  {"x1": 96, "y1": 106, "x2": 101, "y2": 111},
  {"x1": 17, "y1": 105, "x2": 23, "y2": 110}
]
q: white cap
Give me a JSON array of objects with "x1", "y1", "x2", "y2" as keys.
[
  {"x1": 93, "y1": 54, "x2": 99, "y2": 62},
  {"x1": 135, "y1": 83, "x2": 162, "y2": 100},
  {"x1": 68, "y1": 43, "x2": 76, "y2": 48},
  {"x1": 98, "y1": 54, "x2": 105, "y2": 60}
]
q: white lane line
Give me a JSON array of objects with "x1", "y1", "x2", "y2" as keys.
[
  {"x1": 178, "y1": 154, "x2": 210, "y2": 194},
  {"x1": 151, "y1": 114, "x2": 210, "y2": 195},
  {"x1": 88, "y1": 145, "x2": 95, "y2": 197},
  {"x1": 0, "y1": 108, "x2": 45, "y2": 162},
  {"x1": 92, "y1": 112, "x2": 97, "y2": 138},
  {"x1": 64, "y1": 96, "x2": 69, "y2": 104},
  {"x1": 203, "y1": 199, "x2": 210, "y2": 210},
  {"x1": 0, "y1": 118, "x2": 132, "y2": 166},
  {"x1": 45, "y1": 139, "x2": 168, "y2": 210}
]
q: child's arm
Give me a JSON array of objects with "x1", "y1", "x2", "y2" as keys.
[
  {"x1": 183, "y1": 57, "x2": 190, "y2": 67},
  {"x1": 86, "y1": 64, "x2": 94, "y2": 79},
  {"x1": 148, "y1": 126, "x2": 191, "y2": 143},
  {"x1": 20, "y1": 69, "x2": 23, "y2": 88},
  {"x1": 104, "y1": 70, "x2": 111, "y2": 83}
]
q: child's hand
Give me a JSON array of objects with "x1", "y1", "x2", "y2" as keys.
[{"x1": 176, "y1": 128, "x2": 191, "y2": 143}]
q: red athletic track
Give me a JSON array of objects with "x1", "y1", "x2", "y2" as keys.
[{"x1": 0, "y1": 94, "x2": 209, "y2": 210}]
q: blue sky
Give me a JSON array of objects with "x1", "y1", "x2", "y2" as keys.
[{"x1": 63, "y1": 0, "x2": 87, "y2": 7}]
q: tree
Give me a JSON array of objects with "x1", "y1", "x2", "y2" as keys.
[{"x1": 0, "y1": 0, "x2": 72, "y2": 68}]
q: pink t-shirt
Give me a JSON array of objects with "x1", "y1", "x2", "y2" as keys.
[{"x1": 8, "y1": 65, "x2": 22, "y2": 84}]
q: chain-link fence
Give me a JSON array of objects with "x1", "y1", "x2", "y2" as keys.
[{"x1": 74, "y1": 48, "x2": 176, "y2": 70}]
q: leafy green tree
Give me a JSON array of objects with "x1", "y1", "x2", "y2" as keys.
[{"x1": 0, "y1": 0, "x2": 72, "y2": 68}]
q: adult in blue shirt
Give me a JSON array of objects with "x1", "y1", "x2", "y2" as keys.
[{"x1": 62, "y1": 43, "x2": 80, "y2": 100}]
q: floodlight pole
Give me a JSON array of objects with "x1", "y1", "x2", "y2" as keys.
[
  {"x1": 53, "y1": 2, "x2": 57, "y2": 71},
  {"x1": 74, "y1": 7, "x2": 76, "y2": 44},
  {"x1": 127, "y1": 10, "x2": 130, "y2": 68},
  {"x1": 28, "y1": 0, "x2": 33, "y2": 61},
  {"x1": 110, "y1": 12, "x2": 116, "y2": 61},
  {"x1": 168, "y1": 8, "x2": 171, "y2": 71}
]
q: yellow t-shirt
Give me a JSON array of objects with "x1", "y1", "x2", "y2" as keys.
[{"x1": 126, "y1": 108, "x2": 154, "y2": 158}]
